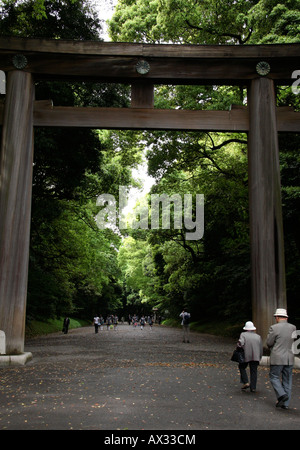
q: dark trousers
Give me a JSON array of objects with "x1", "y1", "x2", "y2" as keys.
[{"x1": 239, "y1": 361, "x2": 259, "y2": 390}]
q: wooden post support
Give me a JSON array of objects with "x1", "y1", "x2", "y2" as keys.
[
  {"x1": 248, "y1": 78, "x2": 286, "y2": 345},
  {"x1": 131, "y1": 83, "x2": 154, "y2": 108},
  {"x1": 0, "y1": 70, "x2": 34, "y2": 355}
]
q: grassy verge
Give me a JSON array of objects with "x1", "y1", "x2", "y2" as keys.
[
  {"x1": 190, "y1": 321, "x2": 241, "y2": 338},
  {"x1": 162, "y1": 318, "x2": 241, "y2": 339},
  {"x1": 25, "y1": 317, "x2": 90, "y2": 338}
]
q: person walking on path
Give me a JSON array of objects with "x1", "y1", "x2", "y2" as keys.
[
  {"x1": 238, "y1": 321, "x2": 263, "y2": 393},
  {"x1": 99, "y1": 315, "x2": 104, "y2": 331},
  {"x1": 180, "y1": 309, "x2": 191, "y2": 343},
  {"x1": 93, "y1": 315, "x2": 100, "y2": 334},
  {"x1": 62, "y1": 317, "x2": 70, "y2": 334},
  {"x1": 148, "y1": 316, "x2": 153, "y2": 330},
  {"x1": 267, "y1": 308, "x2": 296, "y2": 409},
  {"x1": 106, "y1": 315, "x2": 112, "y2": 330},
  {"x1": 113, "y1": 315, "x2": 118, "y2": 330}
]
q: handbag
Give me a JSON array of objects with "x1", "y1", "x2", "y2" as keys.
[{"x1": 231, "y1": 346, "x2": 245, "y2": 364}]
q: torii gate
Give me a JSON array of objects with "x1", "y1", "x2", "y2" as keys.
[{"x1": 0, "y1": 37, "x2": 299, "y2": 355}]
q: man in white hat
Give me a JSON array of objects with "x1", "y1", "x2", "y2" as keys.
[{"x1": 266, "y1": 308, "x2": 296, "y2": 409}]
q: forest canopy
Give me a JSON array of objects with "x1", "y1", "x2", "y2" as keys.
[{"x1": 0, "y1": 0, "x2": 299, "y2": 329}]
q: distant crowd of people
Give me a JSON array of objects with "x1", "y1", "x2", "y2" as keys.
[
  {"x1": 93, "y1": 314, "x2": 119, "y2": 332},
  {"x1": 92, "y1": 313, "x2": 162, "y2": 333},
  {"x1": 128, "y1": 314, "x2": 161, "y2": 329}
]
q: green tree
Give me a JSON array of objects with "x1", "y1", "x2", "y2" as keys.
[
  {"x1": 0, "y1": 0, "x2": 142, "y2": 321},
  {"x1": 248, "y1": 0, "x2": 300, "y2": 43},
  {"x1": 108, "y1": 0, "x2": 300, "y2": 44},
  {"x1": 0, "y1": 0, "x2": 101, "y2": 38}
]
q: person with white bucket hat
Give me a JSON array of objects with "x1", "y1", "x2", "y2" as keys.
[
  {"x1": 238, "y1": 321, "x2": 263, "y2": 392},
  {"x1": 267, "y1": 308, "x2": 296, "y2": 409}
]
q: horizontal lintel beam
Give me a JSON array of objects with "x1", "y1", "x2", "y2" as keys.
[
  {"x1": 0, "y1": 55, "x2": 296, "y2": 84},
  {"x1": 32, "y1": 104, "x2": 249, "y2": 131},
  {"x1": 33, "y1": 104, "x2": 300, "y2": 132},
  {"x1": 0, "y1": 102, "x2": 299, "y2": 132},
  {"x1": 0, "y1": 38, "x2": 299, "y2": 84},
  {"x1": 1, "y1": 37, "x2": 300, "y2": 59}
]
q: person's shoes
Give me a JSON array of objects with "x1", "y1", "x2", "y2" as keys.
[
  {"x1": 241, "y1": 383, "x2": 250, "y2": 390},
  {"x1": 250, "y1": 389, "x2": 256, "y2": 393},
  {"x1": 281, "y1": 405, "x2": 289, "y2": 410},
  {"x1": 276, "y1": 394, "x2": 288, "y2": 407}
]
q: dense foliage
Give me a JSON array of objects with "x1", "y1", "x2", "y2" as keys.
[{"x1": 0, "y1": 0, "x2": 140, "y2": 321}]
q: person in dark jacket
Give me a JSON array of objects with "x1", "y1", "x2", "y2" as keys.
[{"x1": 63, "y1": 317, "x2": 70, "y2": 334}]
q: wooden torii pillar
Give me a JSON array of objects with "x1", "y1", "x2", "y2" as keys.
[
  {"x1": 0, "y1": 38, "x2": 299, "y2": 355},
  {"x1": 248, "y1": 78, "x2": 287, "y2": 341},
  {"x1": 0, "y1": 70, "x2": 34, "y2": 355}
]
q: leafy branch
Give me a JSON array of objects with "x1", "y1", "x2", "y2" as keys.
[{"x1": 185, "y1": 19, "x2": 253, "y2": 45}]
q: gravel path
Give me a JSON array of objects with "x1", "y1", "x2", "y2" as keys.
[{"x1": 0, "y1": 324, "x2": 299, "y2": 431}]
